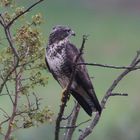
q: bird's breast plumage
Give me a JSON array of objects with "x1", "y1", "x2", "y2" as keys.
[
  {"x1": 46, "y1": 42, "x2": 72, "y2": 88},
  {"x1": 46, "y1": 45, "x2": 65, "y2": 73}
]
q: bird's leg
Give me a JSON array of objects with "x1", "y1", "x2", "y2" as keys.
[
  {"x1": 61, "y1": 87, "x2": 67, "y2": 102},
  {"x1": 61, "y1": 87, "x2": 71, "y2": 103}
]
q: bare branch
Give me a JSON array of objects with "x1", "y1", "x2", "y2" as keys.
[
  {"x1": 0, "y1": 14, "x2": 5, "y2": 27},
  {"x1": 108, "y1": 93, "x2": 128, "y2": 97},
  {"x1": 60, "y1": 119, "x2": 91, "y2": 129},
  {"x1": 0, "y1": 14, "x2": 19, "y2": 58},
  {"x1": 0, "y1": 73, "x2": 14, "y2": 104},
  {"x1": 0, "y1": 107, "x2": 10, "y2": 118},
  {"x1": 6, "y1": 0, "x2": 44, "y2": 28},
  {"x1": 78, "y1": 50, "x2": 140, "y2": 140},
  {"x1": 5, "y1": 60, "x2": 21, "y2": 140},
  {"x1": 0, "y1": 15, "x2": 19, "y2": 94},
  {"x1": 32, "y1": 92, "x2": 41, "y2": 111},
  {"x1": 0, "y1": 118, "x2": 10, "y2": 127},
  {"x1": 63, "y1": 103, "x2": 80, "y2": 140},
  {"x1": 16, "y1": 93, "x2": 41, "y2": 116},
  {"x1": 62, "y1": 101, "x2": 79, "y2": 120},
  {"x1": 4, "y1": 83, "x2": 14, "y2": 105},
  {"x1": 77, "y1": 62, "x2": 140, "y2": 70}
]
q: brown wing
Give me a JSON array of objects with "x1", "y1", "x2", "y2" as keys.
[{"x1": 66, "y1": 43, "x2": 102, "y2": 115}]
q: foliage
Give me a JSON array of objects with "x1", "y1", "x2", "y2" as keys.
[{"x1": 0, "y1": 0, "x2": 53, "y2": 140}]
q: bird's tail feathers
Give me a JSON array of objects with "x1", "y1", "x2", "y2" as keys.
[
  {"x1": 71, "y1": 90, "x2": 95, "y2": 116},
  {"x1": 87, "y1": 89, "x2": 102, "y2": 114}
]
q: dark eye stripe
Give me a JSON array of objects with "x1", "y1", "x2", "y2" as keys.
[{"x1": 67, "y1": 29, "x2": 71, "y2": 32}]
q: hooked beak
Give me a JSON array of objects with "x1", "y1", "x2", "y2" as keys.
[{"x1": 71, "y1": 30, "x2": 76, "y2": 36}]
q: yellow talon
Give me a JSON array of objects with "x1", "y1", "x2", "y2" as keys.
[
  {"x1": 61, "y1": 87, "x2": 70, "y2": 102},
  {"x1": 61, "y1": 87, "x2": 67, "y2": 102}
]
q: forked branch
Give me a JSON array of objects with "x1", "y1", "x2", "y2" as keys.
[{"x1": 78, "y1": 50, "x2": 140, "y2": 140}]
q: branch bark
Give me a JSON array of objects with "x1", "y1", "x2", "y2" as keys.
[
  {"x1": 77, "y1": 62, "x2": 140, "y2": 70},
  {"x1": 0, "y1": 15, "x2": 19, "y2": 94},
  {"x1": 4, "y1": 59, "x2": 21, "y2": 140},
  {"x1": 78, "y1": 50, "x2": 140, "y2": 140},
  {"x1": 63, "y1": 103, "x2": 80, "y2": 140},
  {"x1": 6, "y1": 0, "x2": 44, "y2": 28}
]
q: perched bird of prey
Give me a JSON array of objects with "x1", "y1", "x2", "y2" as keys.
[{"x1": 45, "y1": 25, "x2": 101, "y2": 116}]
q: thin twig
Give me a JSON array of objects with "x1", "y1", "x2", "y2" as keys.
[
  {"x1": 108, "y1": 93, "x2": 128, "y2": 97},
  {"x1": 0, "y1": 73, "x2": 14, "y2": 104},
  {"x1": 32, "y1": 92, "x2": 40, "y2": 111},
  {"x1": 0, "y1": 16, "x2": 19, "y2": 94},
  {"x1": 0, "y1": 14, "x2": 5, "y2": 27},
  {"x1": 60, "y1": 119, "x2": 91, "y2": 129},
  {"x1": 0, "y1": 108, "x2": 10, "y2": 118},
  {"x1": 77, "y1": 62, "x2": 140, "y2": 70},
  {"x1": 5, "y1": 83, "x2": 14, "y2": 105},
  {"x1": 62, "y1": 101, "x2": 78, "y2": 120},
  {"x1": 0, "y1": 118, "x2": 10, "y2": 126},
  {"x1": 6, "y1": 0, "x2": 44, "y2": 28},
  {"x1": 16, "y1": 93, "x2": 41, "y2": 116}
]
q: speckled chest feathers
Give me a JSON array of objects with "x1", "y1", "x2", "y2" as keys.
[{"x1": 46, "y1": 40, "x2": 71, "y2": 80}]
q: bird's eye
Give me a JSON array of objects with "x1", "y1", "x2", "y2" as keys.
[{"x1": 67, "y1": 29, "x2": 71, "y2": 32}]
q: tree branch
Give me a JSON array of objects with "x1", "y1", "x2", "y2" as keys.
[
  {"x1": 0, "y1": 14, "x2": 19, "y2": 94},
  {"x1": 77, "y1": 62, "x2": 140, "y2": 70},
  {"x1": 78, "y1": 50, "x2": 140, "y2": 140},
  {"x1": 108, "y1": 92, "x2": 128, "y2": 97},
  {"x1": 63, "y1": 103, "x2": 80, "y2": 140},
  {"x1": 6, "y1": 0, "x2": 44, "y2": 28},
  {"x1": 0, "y1": 107, "x2": 10, "y2": 118},
  {"x1": 60, "y1": 119, "x2": 91, "y2": 129},
  {"x1": 4, "y1": 62, "x2": 21, "y2": 140}
]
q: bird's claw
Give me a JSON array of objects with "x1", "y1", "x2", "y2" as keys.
[{"x1": 61, "y1": 88, "x2": 70, "y2": 102}]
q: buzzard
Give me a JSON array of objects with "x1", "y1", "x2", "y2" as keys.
[{"x1": 45, "y1": 25, "x2": 101, "y2": 116}]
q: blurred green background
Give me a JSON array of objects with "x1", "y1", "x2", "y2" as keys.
[{"x1": 0, "y1": 0, "x2": 140, "y2": 140}]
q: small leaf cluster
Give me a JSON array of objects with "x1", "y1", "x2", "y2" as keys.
[
  {"x1": 32, "y1": 13, "x2": 43, "y2": 26},
  {"x1": 23, "y1": 106, "x2": 54, "y2": 128},
  {"x1": 1, "y1": 0, "x2": 12, "y2": 7}
]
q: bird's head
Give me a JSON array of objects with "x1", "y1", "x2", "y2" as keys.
[{"x1": 48, "y1": 25, "x2": 75, "y2": 45}]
